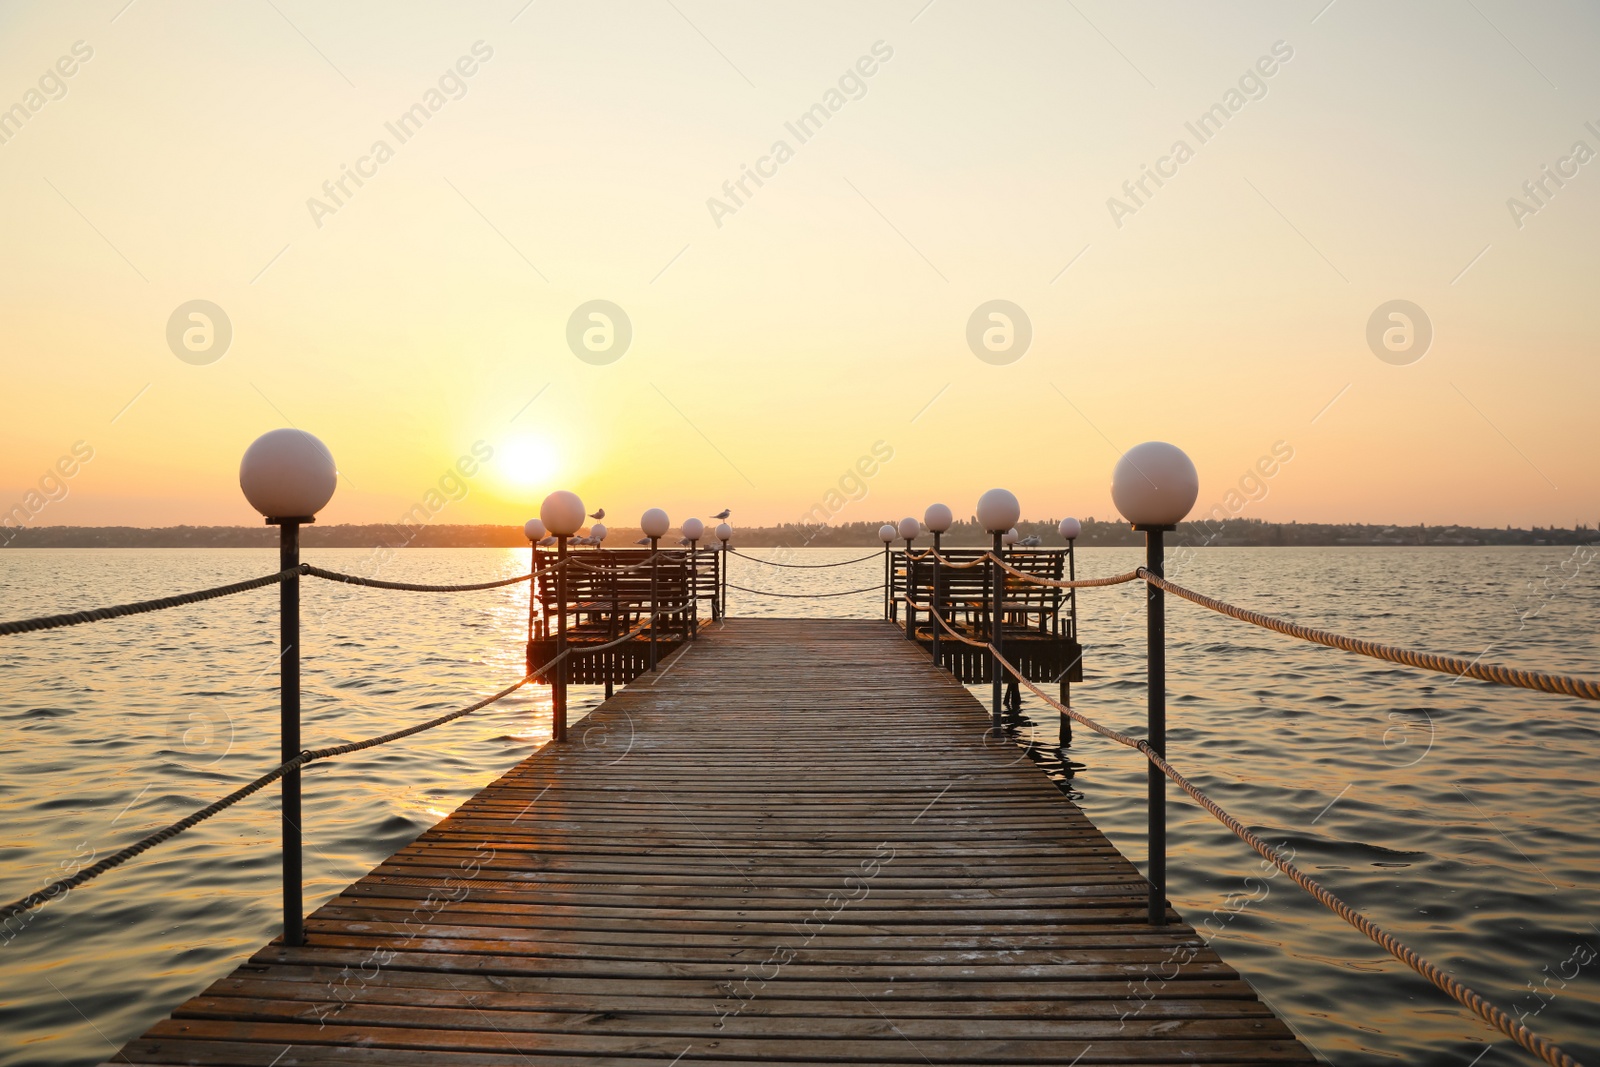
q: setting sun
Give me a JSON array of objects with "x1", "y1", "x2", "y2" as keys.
[{"x1": 498, "y1": 436, "x2": 559, "y2": 491}]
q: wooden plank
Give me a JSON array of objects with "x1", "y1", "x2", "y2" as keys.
[{"x1": 108, "y1": 618, "x2": 1313, "y2": 1065}]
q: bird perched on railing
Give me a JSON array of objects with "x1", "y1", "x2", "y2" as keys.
[
  {"x1": 711, "y1": 508, "x2": 731, "y2": 520},
  {"x1": 675, "y1": 536, "x2": 692, "y2": 546},
  {"x1": 633, "y1": 537, "x2": 650, "y2": 545},
  {"x1": 589, "y1": 508, "x2": 605, "y2": 520},
  {"x1": 1017, "y1": 535, "x2": 1042, "y2": 547},
  {"x1": 538, "y1": 536, "x2": 556, "y2": 546}
]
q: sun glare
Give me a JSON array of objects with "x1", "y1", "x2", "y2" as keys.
[{"x1": 499, "y1": 436, "x2": 559, "y2": 489}]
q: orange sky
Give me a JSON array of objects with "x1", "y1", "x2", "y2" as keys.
[{"x1": 2, "y1": 2, "x2": 1596, "y2": 532}]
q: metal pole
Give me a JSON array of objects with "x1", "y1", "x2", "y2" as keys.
[
  {"x1": 688, "y1": 540, "x2": 699, "y2": 639},
  {"x1": 527, "y1": 542, "x2": 538, "y2": 644},
  {"x1": 722, "y1": 540, "x2": 729, "y2": 619},
  {"x1": 275, "y1": 517, "x2": 304, "y2": 947},
  {"x1": 990, "y1": 530, "x2": 1004, "y2": 736},
  {"x1": 554, "y1": 535, "x2": 568, "y2": 742},
  {"x1": 1142, "y1": 525, "x2": 1167, "y2": 926},
  {"x1": 882, "y1": 544, "x2": 890, "y2": 619},
  {"x1": 649, "y1": 537, "x2": 659, "y2": 670},
  {"x1": 903, "y1": 540, "x2": 916, "y2": 641},
  {"x1": 930, "y1": 532, "x2": 941, "y2": 667},
  {"x1": 1061, "y1": 538, "x2": 1076, "y2": 749}
]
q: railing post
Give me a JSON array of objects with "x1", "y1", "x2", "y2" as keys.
[
  {"x1": 882, "y1": 543, "x2": 890, "y2": 619},
  {"x1": 648, "y1": 537, "x2": 659, "y2": 670},
  {"x1": 527, "y1": 542, "x2": 539, "y2": 644},
  {"x1": 688, "y1": 540, "x2": 699, "y2": 639},
  {"x1": 990, "y1": 530, "x2": 1004, "y2": 736},
  {"x1": 272, "y1": 515, "x2": 306, "y2": 948},
  {"x1": 1061, "y1": 537, "x2": 1076, "y2": 748},
  {"x1": 903, "y1": 539, "x2": 917, "y2": 641},
  {"x1": 554, "y1": 535, "x2": 568, "y2": 741},
  {"x1": 1138, "y1": 524, "x2": 1170, "y2": 926},
  {"x1": 930, "y1": 532, "x2": 941, "y2": 667}
]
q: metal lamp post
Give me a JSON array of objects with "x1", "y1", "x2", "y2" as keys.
[
  {"x1": 1111, "y1": 441, "x2": 1199, "y2": 928},
  {"x1": 715, "y1": 523, "x2": 732, "y2": 618},
  {"x1": 897, "y1": 517, "x2": 920, "y2": 641},
  {"x1": 877, "y1": 524, "x2": 896, "y2": 620},
  {"x1": 523, "y1": 518, "x2": 546, "y2": 644},
  {"x1": 682, "y1": 518, "x2": 704, "y2": 640},
  {"x1": 239, "y1": 428, "x2": 339, "y2": 949},
  {"x1": 541, "y1": 491, "x2": 586, "y2": 743},
  {"x1": 924, "y1": 504, "x2": 953, "y2": 667},
  {"x1": 1056, "y1": 516, "x2": 1081, "y2": 749},
  {"x1": 641, "y1": 509, "x2": 670, "y2": 669},
  {"x1": 976, "y1": 489, "x2": 1021, "y2": 737}
]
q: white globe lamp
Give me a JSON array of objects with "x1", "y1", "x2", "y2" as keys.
[
  {"x1": 590, "y1": 522, "x2": 607, "y2": 543},
  {"x1": 1111, "y1": 442, "x2": 1199, "y2": 529},
  {"x1": 540, "y1": 491, "x2": 586, "y2": 537},
  {"x1": 897, "y1": 516, "x2": 920, "y2": 543},
  {"x1": 878, "y1": 524, "x2": 897, "y2": 544},
  {"x1": 976, "y1": 488, "x2": 1020, "y2": 535},
  {"x1": 523, "y1": 517, "x2": 546, "y2": 542},
  {"x1": 923, "y1": 503, "x2": 953, "y2": 534},
  {"x1": 1002, "y1": 528, "x2": 1018, "y2": 547},
  {"x1": 682, "y1": 517, "x2": 705, "y2": 543},
  {"x1": 716, "y1": 522, "x2": 732, "y2": 545},
  {"x1": 641, "y1": 508, "x2": 670, "y2": 541},
  {"x1": 1059, "y1": 516, "x2": 1081, "y2": 541},
  {"x1": 239, "y1": 429, "x2": 337, "y2": 520}
]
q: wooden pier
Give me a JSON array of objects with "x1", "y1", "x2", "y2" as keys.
[{"x1": 111, "y1": 618, "x2": 1312, "y2": 1065}]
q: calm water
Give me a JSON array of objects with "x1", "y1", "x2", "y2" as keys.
[{"x1": 1, "y1": 546, "x2": 1597, "y2": 1065}]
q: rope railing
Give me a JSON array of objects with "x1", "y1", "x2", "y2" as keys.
[
  {"x1": 0, "y1": 568, "x2": 300, "y2": 637},
  {"x1": 730, "y1": 548, "x2": 883, "y2": 568},
  {"x1": 0, "y1": 591, "x2": 698, "y2": 926},
  {"x1": 301, "y1": 564, "x2": 535, "y2": 592},
  {"x1": 1139, "y1": 569, "x2": 1600, "y2": 702},
  {"x1": 728, "y1": 580, "x2": 884, "y2": 599},
  {"x1": 983, "y1": 641, "x2": 1585, "y2": 1067}
]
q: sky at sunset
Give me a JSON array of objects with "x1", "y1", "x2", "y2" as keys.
[{"x1": 2, "y1": 1, "x2": 1596, "y2": 532}]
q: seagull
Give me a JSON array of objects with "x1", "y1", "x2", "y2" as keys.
[
  {"x1": 589, "y1": 508, "x2": 605, "y2": 520},
  {"x1": 538, "y1": 536, "x2": 556, "y2": 546},
  {"x1": 676, "y1": 536, "x2": 692, "y2": 546},
  {"x1": 634, "y1": 537, "x2": 650, "y2": 545},
  {"x1": 711, "y1": 508, "x2": 731, "y2": 520},
  {"x1": 1018, "y1": 535, "x2": 1042, "y2": 547}
]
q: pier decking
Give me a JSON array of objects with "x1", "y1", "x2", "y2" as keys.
[{"x1": 111, "y1": 618, "x2": 1312, "y2": 1065}]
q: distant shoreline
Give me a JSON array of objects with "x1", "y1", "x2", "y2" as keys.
[{"x1": 2, "y1": 520, "x2": 1594, "y2": 549}]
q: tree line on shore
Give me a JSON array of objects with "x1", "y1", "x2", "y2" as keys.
[{"x1": 3, "y1": 517, "x2": 1594, "y2": 548}]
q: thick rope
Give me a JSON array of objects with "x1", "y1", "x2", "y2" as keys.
[
  {"x1": 727, "y1": 581, "x2": 883, "y2": 599},
  {"x1": 985, "y1": 645, "x2": 1584, "y2": 1067},
  {"x1": 1142, "y1": 569, "x2": 1600, "y2": 702},
  {"x1": 904, "y1": 597, "x2": 989, "y2": 648},
  {"x1": 302, "y1": 565, "x2": 535, "y2": 592},
  {"x1": 566, "y1": 551, "x2": 677, "y2": 574},
  {"x1": 730, "y1": 549, "x2": 882, "y2": 568},
  {"x1": 991, "y1": 556, "x2": 1143, "y2": 589},
  {"x1": 0, "y1": 568, "x2": 298, "y2": 637}
]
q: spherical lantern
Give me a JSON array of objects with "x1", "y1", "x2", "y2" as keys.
[
  {"x1": 239, "y1": 429, "x2": 338, "y2": 519},
  {"x1": 715, "y1": 522, "x2": 733, "y2": 543},
  {"x1": 1111, "y1": 442, "x2": 1199, "y2": 527},
  {"x1": 682, "y1": 517, "x2": 705, "y2": 542},
  {"x1": 523, "y1": 517, "x2": 546, "y2": 542},
  {"x1": 540, "y1": 490, "x2": 586, "y2": 536},
  {"x1": 1058, "y1": 516, "x2": 1081, "y2": 540},
  {"x1": 878, "y1": 524, "x2": 897, "y2": 544},
  {"x1": 976, "y1": 488, "x2": 1020, "y2": 533},
  {"x1": 897, "y1": 516, "x2": 920, "y2": 542},
  {"x1": 590, "y1": 522, "x2": 608, "y2": 542},
  {"x1": 640, "y1": 508, "x2": 671, "y2": 539},
  {"x1": 1002, "y1": 528, "x2": 1018, "y2": 546},
  {"x1": 924, "y1": 503, "x2": 953, "y2": 534}
]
